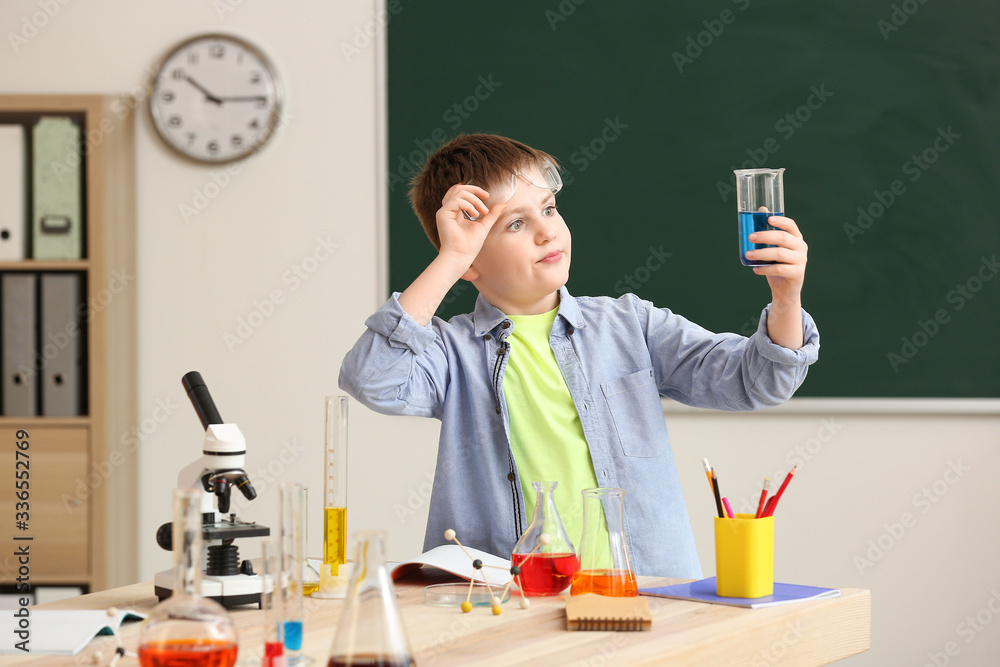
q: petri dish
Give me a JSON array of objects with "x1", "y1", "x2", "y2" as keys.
[{"x1": 424, "y1": 582, "x2": 509, "y2": 608}]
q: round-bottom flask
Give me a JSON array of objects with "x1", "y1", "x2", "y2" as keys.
[
  {"x1": 139, "y1": 488, "x2": 238, "y2": 667},
  {"x1": 510, "y1": 481, "x2": 579, "y2": 596}
]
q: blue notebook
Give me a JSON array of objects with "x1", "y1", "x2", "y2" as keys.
[{"x1": 640, "y1": 577, "x2": 840, "y2": 609}]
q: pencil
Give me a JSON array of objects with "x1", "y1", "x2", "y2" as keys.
[
  {"x1": 762, "y1": 466, "x2": 797, "y2": 517},
  {"x1": 711, "y1": 470, "x2": 724, "y2": 519},
  {"x1": 722, "y1": 496, "x2": 734, "y2": 519},
  {"x1": 755, "y1": 478, "x2": 770, "y2": 519},
  {"x1": 702, "y1": 458, "x2": 714, "y2": 491}
]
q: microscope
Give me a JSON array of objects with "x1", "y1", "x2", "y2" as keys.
[{"x1": 153, "y1": 371, "x2": 270, "y2": 607}]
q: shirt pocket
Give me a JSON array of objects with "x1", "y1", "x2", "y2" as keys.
[{"x1": 601, "y1": 368, "x2": 666, "y2": 458}]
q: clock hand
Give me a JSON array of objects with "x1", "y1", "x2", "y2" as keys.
[
  {"x1": 215, "y1": 95, "x2": 268, "y2": 103},
  {"x1": 184, "y1": 76, "x2": 223, "y2": 105}
]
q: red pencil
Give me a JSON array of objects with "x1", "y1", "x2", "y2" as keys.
[
  {"x1": 762, "y1": 466, "x2": 797, "y2": 518},
  {"x1": 754, "y1": 478, "x2": 770, "y2": 519}
]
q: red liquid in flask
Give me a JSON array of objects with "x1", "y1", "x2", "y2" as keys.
[
  {"x1": 512, "y1": 552, "x2": 579, "y2": 596},
  {"x1": 138, "y1": 639, "x2": 238, "y2": 667}
]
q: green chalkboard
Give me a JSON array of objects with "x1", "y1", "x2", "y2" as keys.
[{"x1": 387, "y1": 1, "x2": 1000, "y2": 397}]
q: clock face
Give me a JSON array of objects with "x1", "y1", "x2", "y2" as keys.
[{"x1": 150, "y1": 34, "x2": 282, "y2": 163}]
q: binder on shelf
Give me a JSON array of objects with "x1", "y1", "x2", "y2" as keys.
[
  {"x1": 1, "y1": 273, "x2": 39, "y2": 416},
  {"x1": 40, "y1": 273, "x2": 85, "y2": 416},
  {"x1": 32, "y1": 116, "x2": 83, "y2": 260},
  {"x1": 0, "y1": 124, "x2": 27, "y2": 260}
]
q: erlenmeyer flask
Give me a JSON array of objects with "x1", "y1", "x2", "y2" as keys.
[
  {"x1": 139, "y1": 488, "x2": 239, "y2": 666},
  {"x1": 327, "y1": 531, "x2": 414, "y2": 667},
  {"x1": 510, "y1": 481, "x2": 579, "y2": 596},
  {"x1": 571, "y1": 487, "x2": 638, "y2": 597}
]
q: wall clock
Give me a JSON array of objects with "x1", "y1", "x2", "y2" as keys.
[{"x1": 150, "y1": 33, "x2": 283, "y2": 163}]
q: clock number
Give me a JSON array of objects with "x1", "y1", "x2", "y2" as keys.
[
  {"x1": 207, "y1": 140, "x2": 220, "y2": 155},
  {"x1": 171, "y1": 68, "x2": 186, "y2": 80},
  {"x1": 161, "y1": 90, "x2": 175, "y2": 103},
  {"x1": 249, "y1": 118, "x2": 260, "y2": 129},
  {"x1": 249, "y1": 71, "x2": 262, "y2": 85},
  {"x1": 186, "y1": 132, "x2": 196, "y2": 147},
  {"x1": 187, "y1": 51, "x2": 199, "y2": 66},
  {"x1": 210, "y1": 43, "x2": 225, "y2": 59},
  {"x1": 256, "y1": 97, "x2": 268, "y2": 109},
  {"x1": 231, "y1": 135, "x2": 243, "y2": 148},
  {"x1": 168, "y1": 115, "x2": 183, "y2": 127}
]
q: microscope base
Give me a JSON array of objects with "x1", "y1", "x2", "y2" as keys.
[{"x1": 153, "y1": 569, "x2": 264, "y2": 608}]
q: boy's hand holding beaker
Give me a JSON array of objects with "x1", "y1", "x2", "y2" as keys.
[{"x1": 744, "y1": 213, "x2": 808, "y2": 306}]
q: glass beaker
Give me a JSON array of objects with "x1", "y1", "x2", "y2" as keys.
[
  {"x1": 735, "y1": 167, "x2": 784, "y2": 267},
  {"x1": 571, "y1": 487, "x2": 638, "y2": 597},
  {"x1": 510, "y1": 481, "x2": 579, "y2": 596},
  {"x1": 328, "y1": 531, "x2": 414, "y2": 667},
  {"x1": 138, "y1": 488, "x2": 239, "y2": 667}
]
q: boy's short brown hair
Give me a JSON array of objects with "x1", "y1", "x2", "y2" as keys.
[{"x1": 409, "y1": 134, "x2": 559, "y2": 249}]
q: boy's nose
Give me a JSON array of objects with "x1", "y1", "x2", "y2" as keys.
[{"x1": 535, "y1": 217, "x2": 558, "y2": 242}]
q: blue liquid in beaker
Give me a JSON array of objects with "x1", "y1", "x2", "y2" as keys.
[{"x1": 738, "y1": 211, "x2": 781, "y2": 266}]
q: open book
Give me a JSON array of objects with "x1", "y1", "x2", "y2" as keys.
[
  {"x1": 1, "y1": 608, "x2": 146, "y2": 655},
  {"x1": 390, "y1": 544, "x2": 513, "y2": 587}
]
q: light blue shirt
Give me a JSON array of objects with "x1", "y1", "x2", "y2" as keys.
[{"x1": 339, "y1": 287, "x2": 819, "y2": 578}]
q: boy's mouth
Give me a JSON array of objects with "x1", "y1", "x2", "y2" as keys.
[{"x1": 538, "y1": 250, "x2": 563, "y2": 263}]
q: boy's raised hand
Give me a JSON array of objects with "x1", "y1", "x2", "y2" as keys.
[
  {"x1": 743, "y1": 213, "x2": 808, "y2": 307},
  {"x1": 436, "y1": 184, "x2": 508, "y2": 270}
]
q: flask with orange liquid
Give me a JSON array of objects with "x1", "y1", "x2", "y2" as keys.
[{"x1": 570, "y1": 487, "x2": 638, "y2": 597}]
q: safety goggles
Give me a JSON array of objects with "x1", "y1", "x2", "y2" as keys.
[{"x1": 464, "y1": 160, "x2": 563, "y2": 221}]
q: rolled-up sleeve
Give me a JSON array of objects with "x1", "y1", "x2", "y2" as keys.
[{"x1": 338, "y1": 293, "x2": 446, "y2": 418}]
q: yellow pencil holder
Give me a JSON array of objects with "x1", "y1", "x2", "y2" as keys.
[{"x1": 714, "y1": 513, "x2": 774, "y2": 598}]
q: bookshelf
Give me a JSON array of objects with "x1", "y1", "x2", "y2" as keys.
[{"x1": 0, "y1": 95, "x2": 136, "y2": 593}]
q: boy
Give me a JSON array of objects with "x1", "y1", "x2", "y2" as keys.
[{"x1": 339, "y1": 134, "x2": 818, "y2": 578}]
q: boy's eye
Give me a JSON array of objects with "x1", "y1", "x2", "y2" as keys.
[
  {"x1": 506, "y1": 219, "x2": 524, "y2": 231},
  {"x1": 543, "y1": 205, "x2": 557, "y2": 216}
]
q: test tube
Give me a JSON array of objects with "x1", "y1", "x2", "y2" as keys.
[
  {"x1": 323, "y1": 396, "x2": 348, "y2": 575},
  {"x1": 260, "y1": 538, "x2": 285, "y2": 667},
  {"x1": 278, "y1": 482, "x2": 305, "y2": 664}
]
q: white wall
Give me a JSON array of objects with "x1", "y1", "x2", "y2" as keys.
[{"x1": 2, "y1": 1, "x2": 998, "y2": 664}]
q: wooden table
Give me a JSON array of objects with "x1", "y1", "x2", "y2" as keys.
[{"x1": 2, "y1": 570, "x2": 869, "y2": 666}]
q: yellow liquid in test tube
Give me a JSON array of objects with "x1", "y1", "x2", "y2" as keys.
[{"x1": 324, "y1": 506, "x2": 347, "y2": 574}]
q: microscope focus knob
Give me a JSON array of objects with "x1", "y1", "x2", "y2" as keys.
[
  {"x1": 156, "y1": 522, "x2": 173, "y2": 551},
  {"x1": 240, "y1": 559, "x2": 255, "y2": 576}
]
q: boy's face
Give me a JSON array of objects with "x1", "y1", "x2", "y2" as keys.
[{"x1": 466, "y1": 165, "x2": 571, "y2": 315}]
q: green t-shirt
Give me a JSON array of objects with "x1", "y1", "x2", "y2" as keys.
[{"x1": 504, "y1": 307, "x2": 599, "y2": 551}]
